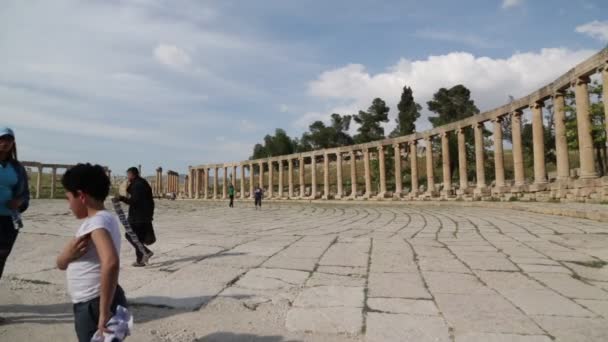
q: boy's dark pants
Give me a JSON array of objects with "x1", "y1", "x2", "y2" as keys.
[
  {"x1": 125, "y1": 221, "x2": 152, "y2": 263},
  {"x1": 254, "y1": 197, "x2": 262, "y2": 207},
  {"x1": 0, "y1": 216, "x2": 18, "y2": 280},
  {"x1": 229, "y1": 195, "x2": 234, "y2": 207},
  {"x1": 73, "y1": 285, "x2": 128, "y2": 342}
]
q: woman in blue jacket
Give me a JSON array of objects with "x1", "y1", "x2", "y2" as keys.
[{"x1": 0, "y1": 127, "x2": 30, "y2": 280}]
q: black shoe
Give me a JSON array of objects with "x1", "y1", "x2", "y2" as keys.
[{"x1": 132, "y1": 261, "x2": 146, "y2": 267}]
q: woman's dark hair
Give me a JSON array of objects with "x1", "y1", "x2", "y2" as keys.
[
  {"x1": 1, "y1": 136, "x2": 18, "y2": 162},
  {"x1": 61, "y1": 163, "x2": 110, "y2": 201},
  {"x1": 127, "y1": 167, "x2": 140, "y2": 176}
]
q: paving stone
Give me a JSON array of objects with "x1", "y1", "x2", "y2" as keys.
[
  {"x1": 533, "y1": 316, "x2": 608, "y2": 341},
  {"x1": 306, "y1": 272, "x2": 366, "y2": 287},
  {"x1": 235, "y1": 268, "x2": 309, "y2": 290},
  {"x1": 459, "y1": 255, "x2": 519, "y2": 271},
  {"x1": 285, "y1": 307, "x2": 362, "y2": 334},
  {"x1": 500, "y1": 289, "x2": 593, "y2": 317},
  {"x1": 518, "y1": 264, "x2": 572, "y2": 274},
  {"x1": 262, "y1": 256, "x2": 317, "y2": 271},
  {"x1": 455, "y1": 332, "x2": 552, "y2": 342},
  {"x1": 423, "y1": 271, "x2": 493, "y2": 294},
  {"x1": 476, "y1": 271, "x2": 545, "y2": 292},
  {"x1": 368, "y1": 272, "x2": 431, "y2": 299},
  {"x1": 575, "y1": 299, "x2": 608, "y2": 317},
  {"x1": 365, "y1": 313, "x2": 450, "y2": 342},
  {"x1": 293, "y1": 286, "x2": 364, "y2": 308},
  {"x1": 434, "y1": 293, "x2": 543, "y2": 335},
  {"x1": 316, "y1": 266, "x2": 367, "y2": 277},
  {"x1": 529, "y1": 272, "x2": 608, "y2": 300},
  {"x1": 418, "y1": 257, "x2": 471, "y2": 273},
  {"x1": 367, "y1": 298, "x2": 438, "y2": 315}
]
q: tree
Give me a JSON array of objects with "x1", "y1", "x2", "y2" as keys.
[
  {"x1": 250, "y1": 128, "x2": 297, "y2": 159},
  {"x1": 353, "y1": 98, "x2": 390, "y2": 144},
  {"x1": 390, "y1": 85, "x2": 421, "y2": 138},
  {"x1": 299, "y1": 113, "x2": 354, "y2": 150},
  {"x1": 427, "y1": 85, "x2": 480, "y2": 181}
]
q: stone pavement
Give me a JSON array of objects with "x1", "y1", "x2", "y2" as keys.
[{"x1": 1, "y1": 200, "x2": 608, "y2": 341}]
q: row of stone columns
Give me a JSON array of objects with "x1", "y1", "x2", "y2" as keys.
[
  {"x1": 188, "y1": 64, "x2": 608, "y2": 200},
  {"x1": 154, "y1": 167, "x2": 163, "y2": 196},
  {"x1": 166, "y1": 171, "x2": 179, "y2": 194},
  {"x1": 21, "y1": 162, "x2": 111, "y2": 199}
]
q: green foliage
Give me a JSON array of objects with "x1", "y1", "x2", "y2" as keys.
[
  {"x1": 353, "y1": 98, "x2": 390, "y2": 144},
  {"x1": 390, "y1": 85, "x2": 421, "y2": 138},
  {"x1": 427, "y1": 85, "x2": 480, "y2": 180},
  {"x1": 250, "y1": 128, "x2": 297, "y2": 159},
  {"x1": 300, "y1": 114, "x2": 354, "y2": 151}
]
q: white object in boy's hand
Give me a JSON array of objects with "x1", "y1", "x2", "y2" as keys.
[{"x1": 90, "y1": 305, "x2": 133, "y2": 342}]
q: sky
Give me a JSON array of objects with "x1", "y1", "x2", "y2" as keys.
[{"x1": 2, "y1": 0, "x2": 607, "y2": 176}]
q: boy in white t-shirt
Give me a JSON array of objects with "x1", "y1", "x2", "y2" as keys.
[{"x1": 56, "y1": 163, "x2": 127, "y2": 342}]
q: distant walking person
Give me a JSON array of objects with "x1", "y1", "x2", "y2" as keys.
[
  {"x1": 228, "y1": 184, "x2": 235, "y2": 208},
  {"x1": 254, "y1": 185, "x2": 263, "y2": 210},
  {"x1": 0, "y1": 127, "x2": 30, "y2": 324},
  {"x1": 118, "y1": 167, "x2": 155, "y2": 267}
]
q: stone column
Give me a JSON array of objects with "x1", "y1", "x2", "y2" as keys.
[
  {"x1": 393, "y1": 144, "x2": 402, "y2": 197},
  {"x1": 574, "y1": 76, "x2": 597, "y2": 179},
  {"x1": 258, "y1": 162, "x2": 264, "y2": 190},
  {"x1": 457, "y1": 128, "x2": 468, "y2": 193},
  {"x1": 204, "y1": 168, "x2": 210, "y2": 199},
  {"x1": 36, "y1": 166, "x2": 42, "y2": 199},
  {"x1": 322, "y1": 152, "x2": 330, "y2": 199},
  {"x1": 425, "y1": 137, "x2": 435, "y2": 194},
  {"x1": 268, "y1": 160, "x2": 274, "y2": 199},
  {"x1": 336, "y1": 152, "x2": 343, "y2": 199},
  {"x1": 349, "y1": 151, "x2": 357, "y2": 198},
  {"x1": 184, "y1": 175, "x2": 188, "y2": 196},
  {"x1": 474, "y1": 122, "x2": 486, "y2": 189},
  {"x1": 602, "y1": 65, "x2": 608, "y2": 150},
  {"x1": 409, "y1": 141, "x2": 419, "y2": 195},
  {"x1": 311, "y1": 155, "x2": 317, "y2": 199},
  {"x1": 232, "y1": 165, "x2": 237, "y2": 188},
  {"x1": 493, "y1": 118, "x2": 506, "y2": 188},
  {"x1": 249, "y1": 164, "x2": 255, "y2": 199},
  {"x1": 278, "y1": 160, "x2": 284, "y2": 198},
  {"x1": 158, "y1": 167, "x2": 164, "y2": 196},
  {"x1": 222, "y1": 166, "x2": 227, "y2": 199},
  {"x1": 193, "y1": 169, "x2": 199, "y2": 199},
  {"x1": 288, "y1": 158, "x2": 294, "y2": 198},
  {"x1": 512, "y1": 110, "x2": 525, "y2": 187},
  {"x1": 213, "y1": 167, "x2": 219, "y2": 199},
  {"x1": 377, "y1": 145, "x2": 387, "y2": 198},
  {"x1": 553, "y1": 91, "x2": 570, "y2": 181},
  {"x1": 50, "y1": 167, "x2": 57, "y2": 199},
  {"x1": 441, "y1": 132, "x2": 452, "y2": 194},
  {"x1": 531, "y1": 101, "x2": 547, "y2": 185},
  {"x1": 188, "y1": 168, "x2": 193, "y2": 198},
  {"x1": 299, "y1": 157, "x2": 305, "y2": 198},
  {"x1": 240, "y1": 164, "x2": 246, "y2": 199},
  {"x1": 363, "y1": 148, "x2": 371, "y2": 198}
]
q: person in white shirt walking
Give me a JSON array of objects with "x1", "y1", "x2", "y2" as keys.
[{"x1": 56, "y1": 163, "x2": 128, "y2": 342}]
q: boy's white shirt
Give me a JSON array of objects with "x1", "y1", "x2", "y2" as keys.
[{"x1": 67, "y1": 210, "x2": 121, "y2": 303}]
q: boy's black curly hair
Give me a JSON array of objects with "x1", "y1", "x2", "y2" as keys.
[{"x1": 61, "y1": 163, "x2": 110, "y2": 201}]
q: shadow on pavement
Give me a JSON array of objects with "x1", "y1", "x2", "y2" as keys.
[{"x1": 195, "y1": 332, "x2": 302, "y2": 342}]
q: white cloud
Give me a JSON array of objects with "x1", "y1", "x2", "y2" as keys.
[
  {"x1": 308, "y1": 48, "x2": 595, "y2": 131},
  {"x1": 502, "y1": 0, "x2": 523, "y2": 9},
  {"x1": 576, "y1": 20, "x2": 608, "y2": 42},
  {"x1": 154, "y1": 44, "x2": 192, "y2": 70}
]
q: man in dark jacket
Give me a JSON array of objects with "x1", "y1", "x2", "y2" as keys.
[{"x1": 118, "y1": 167, "x2": 155, "y2": 267}]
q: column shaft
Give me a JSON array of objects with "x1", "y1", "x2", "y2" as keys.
[
  {"x1": 204, "y1": 168, "x2": 209, "y2": 199},
  {"x1": 393, "y1": 144, "x2": 402, "y2": 196},
  {"x1": 268, "y1": 161, "x2": 273, "y2": 198},
  {"x1": 377, "y1": 145, "x2": 387, "y2": 198},
  {"x1": 323, "y1": 153, "x2": 330, "y2": 199},
  {"x1": 531, "y1": 102, "x2": 548, "y2": 184},
  {"x1": 249, "y1": 164, "x2": 255, "y2": 199},
  {"x1": 441, "y1": 132, "x2": 451, "y2": 192},
  {"x1": 213, "y1": 167, "x2": 218, "y2": 199},
  {"x1": 350, "y1": 151, "x2": 357, "y2": 198},
  {"x1": 299, "y1": 157, "x2": 305, "y2": 197},
  {"x1": 574, "y1": 76, "x2": 597, "y2": 178},
  {"x1": 425, "y1": 137, "x2": 435, "y2": 193},
  {"x1": 553, "y1": 92, "x2": 570, "y2": 180},
  {"x1": 258, "y1": 162, "x2": 264, "y2": 190},
  {"x1": 457, "y1": 128, "x2": 468, "y2": 190},
  {"x1": 288, "y1": 159, "x2": 294, "y2": 198},
  {"x1": 409, "y1": 142, "x2": 419, "y2": 194},
  {"x1": 50, "y1": 167, "x2": 57, "y2": 199},
  {"x1": 512, "y1": 111, "x2": 525, "y2": 186},
  {"x1": 36, "y1": 167, "x2": 42, "y2": 199},
  {"x1": 311, "y1": 156, "x2": 317, "y2": 198},
  {"x1": 336, "y1": 153, "x2": 343, "y2": 199},
  {"x1": 240, "y1": 165, "x2": 246, "y2": 199},
  {"x1": 363, "y1": 148, "x2": 371, "y2": 197},
  {"x1": 474, "y1": 123, "x2": 486, "y2": 188},
  {"x1": 278, "y1": 160, "x2": 284, "y2": 198},
  {"x1": 493, "y1": 118, "x2": 506, "y2": 188}
]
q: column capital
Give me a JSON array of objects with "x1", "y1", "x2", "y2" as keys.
[
  {"x1": 362, "y1": 147, "x2": 369, "y2": 153},
  {"x1": 440, "y1": 131, "x2": 450, "y2": 138},
  {"x1": 408, "y1": 140, "x2": 418, "y2": 146},
  {"x1": 377, "y1": 144, "x2": 384, "y2": 151},
  {"x1": 529, "y1": 100, "x2": 544, "y2": 110},
  {"x1": 392, "y1": 142, "x2": 401, "y2": 149},
  {"x1": 156, "y1": 167, "x2": 162, "y2": 172},
  {"x1": 424, "y1": 135, "x2": 433, "y2": 142},
  {"x1": 456, "y1": 127, "x2": 466, "y2": 134},
  {"x1": 572, "y1": 75, "x2": 591, "y2": 86},
  {"x1": 512, "y1": 109, "x2": 524, "y2": 118},
  {"x1": 492, "y1": 116, "x2": 504, "y2": 124},
  {"x1": 473, "y1": 121, "x2": 485, "y2": 129},
  {"x1": 553, "y1": 90, "x2": 566, "y2": 99}
]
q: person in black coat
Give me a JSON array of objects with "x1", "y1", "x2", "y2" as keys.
[{"x1": 118, "y1": 167, "x2": 155, "y2": 266}]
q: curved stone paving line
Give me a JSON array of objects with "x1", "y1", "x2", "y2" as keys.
[{"x1": 1, "y1": 200, "x2": 607, "y2": 341}]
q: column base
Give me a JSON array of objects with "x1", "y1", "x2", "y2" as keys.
[
  {"x1": 510, "y1": 184, "x2": 528, "y2": 193},
  {"x1": 473, "y1": 187, "x2": 491, "y2": 197},
  {"x1": 375, "y1": 192, "x2": 389, "y2": 200},
  {"x1": 529, "y1": 183, "x2": 549, "y2": 192},
  {"x1": 440, "y1": 190, "x2": 455, "y2": 198},
  {"x1": 393, "y1": 191, "x2": 404, "y2": 199},
  {"x1": 491, "y1": 186, "x2": 510, "y2": 195}
]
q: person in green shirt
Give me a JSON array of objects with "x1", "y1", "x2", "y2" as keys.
[{"x1": 228, "y1": 184, "x2": 235, "y2": 208}]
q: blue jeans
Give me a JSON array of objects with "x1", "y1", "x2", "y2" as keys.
[{"x1": 73, "y1": 285, "x2": 128, "y2": 342}]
